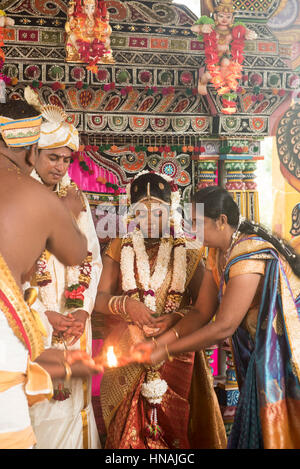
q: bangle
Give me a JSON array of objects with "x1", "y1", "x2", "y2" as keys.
[
  {"x1": 108, "y1": 295, "x2": 130, "y2": 322},
  {"x1": 152, "y1": 337, "x2": 158, "y2": 348},
  {"x1": 122, "y1": 295, "x2": 128, "y2": 315},
  {"x1": 174, "y1": 311, "x2": 185, "y2": 318},
  {"x1": 108, "y1": 296, "x2": 116, "y2": 315},
  {"x1": 171, "y1": 327, "x2": 179, "y2": 340},
  {"x1": 63, "y1": 361, "x2": 72, "y2": 384},
  {"x1": 165, "y1": 344, "x2": 173, "y2": 362}
]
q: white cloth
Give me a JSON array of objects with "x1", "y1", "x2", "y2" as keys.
[
  {"x1": 0, "y1": 309, "x2": 32, "y2": 446},
  {"x1": 28, "y1": 194, "x2": 102, "y2": 449},
  {"x1": 38, "y1": 110, "x2": 79, "y2": 151}
]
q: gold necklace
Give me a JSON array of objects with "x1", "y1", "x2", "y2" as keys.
[
  {"x1": 7, "y1": 163, "x2": 21, "y2": 178},
  {"x1": 218, "y1": 230, "x2": 240, "y2": 274},
  {"x1": 215, "y1": 27, "x2": 231, "y2": 35}
]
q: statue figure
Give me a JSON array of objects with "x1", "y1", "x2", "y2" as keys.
[
  {"x1": 0, "y1": 10, "x2": 14, "y2": 28},
  {"x1": 65, "y1": 0, "x2": 114, "y2": 70},
  {"x1": 191, "y1": 0, "x2": 257, "y2": 113}
]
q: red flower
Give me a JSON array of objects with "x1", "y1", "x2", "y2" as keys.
[
  {"x1": 51, "y1": 82, "x2": 61, "y2": 91},
  {"x1": 231, "y1": 25, "x2": 246, "y2": 40},
  {"x1": 64, "y1": 285, "x2": 85, "y2": 301}
]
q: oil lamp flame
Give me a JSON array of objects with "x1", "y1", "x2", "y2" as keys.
[{"x1": 107, "y1": 346, "x2": 118, "y2": 368}]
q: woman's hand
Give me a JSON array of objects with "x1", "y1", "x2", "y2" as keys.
[
  {"x1": 150, "y1": 313, "x2": 180, "y2": 336},
  {"x1": 125, "y1": 297, "x2": 157, "y2": 329},
  {"x1": 66, "y1": 350, "x2": 103, "y2": 376},
  {"x1": 130, "y1": 341, "x2": 155, "y2": 364},
  {"x1": 130, "y1": 341, "x2": 167, "y2": 366}
]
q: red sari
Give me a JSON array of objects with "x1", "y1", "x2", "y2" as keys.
[{"x1": 98, "y1": 239, "x2": 227, "y2": 449}]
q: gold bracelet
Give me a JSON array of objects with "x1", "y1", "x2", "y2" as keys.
[
  {"x1": 122, "y1": 295, "x2": 128, "y2": 315},
  {"x1": 108, "y1": 296, "x2": 116, "y2": 315},
  {"x1": 152, "y1": 337, "x2": 158, "y2": 348},
  {"x1": 174, "y1": 311, "x2": 185, "y2": 318},
  {"x1": 171, "y1": 327, "x2": 179, "y2": 340},
  {"x1": 63, "y1": 361, "x2": 72, "y2": 384},
  {"x1": 165, "y1": 344, "x2": 173, "y2": 362}
]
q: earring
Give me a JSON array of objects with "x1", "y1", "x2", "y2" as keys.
[{"x1": 220, "y1": 226, "x2": 224, "y2": 231}]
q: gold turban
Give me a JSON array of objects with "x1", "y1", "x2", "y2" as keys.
[
  {"x1": 38, "y1": 105, "x2": 79, "y2": 151},
  {"x1": 215, "y1": 0, "x2": 234, "y2": 13}
]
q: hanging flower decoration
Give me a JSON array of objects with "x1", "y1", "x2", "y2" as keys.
[
  {"x1": 197, "y1": 18, "x2": 247, "y2": 114},
  {"x1": 196, "y1": 12, "x2": 250, "y2": 114}
]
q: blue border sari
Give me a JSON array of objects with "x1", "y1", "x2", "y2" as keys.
[{"x1": 220, "y1": 237, "x2": 300, "y2": 449}]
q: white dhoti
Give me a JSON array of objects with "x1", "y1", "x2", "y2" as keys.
[
  {"x1": 29, "y1": 317, "x2": 101, "y2": 449},
  {"x1": 0, "y1": 309, "x2": 35, "y2": 449}
]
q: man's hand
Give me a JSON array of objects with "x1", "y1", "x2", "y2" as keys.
[
  {"x1": 63, "y1": 309, "x2": 89, "y2": 346},
  {"x1": 45, "y1": 310, "x2": 76, "y2": 335},
  {"x1": 61, "y1": 186, "x2": 85, "y2": 219}
]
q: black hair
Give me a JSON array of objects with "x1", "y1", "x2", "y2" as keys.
[
  {"x1": 0, "y1": 100, "x2": 40, "y2": 120},
  {"x1": 193, "y1": 186, "x2": 300, "y2": 278},
  {"x1": 130, "y1": 172, "x2": 171, "y2": 204}
]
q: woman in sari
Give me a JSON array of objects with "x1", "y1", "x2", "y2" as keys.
[
  {"x1": 93, "y1": 172, "x2": 226, "y2": 449},
  {"x1": 132, "y1": 186, "x2": 300, "y2": 449}
]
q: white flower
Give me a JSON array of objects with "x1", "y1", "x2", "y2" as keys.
[
  {"x1": 141, "y1": 378, "x2": 168, "y2": 405},
  {"x1": 120, "y1": 245, "x2": 137, "y2": 292}
]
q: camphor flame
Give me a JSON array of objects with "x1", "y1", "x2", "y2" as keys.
[{"x1": 107, "y1": 346, "x2": 118, "y2": 368}]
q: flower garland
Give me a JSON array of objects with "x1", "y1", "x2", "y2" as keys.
[
  {"x1": 32, "y1": 169, "x2": 93, "y2": 311},
  {"x1": 120, "y1": 230, "x2": 187, "y2": 315}
]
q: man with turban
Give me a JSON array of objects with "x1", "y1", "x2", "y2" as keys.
[
  {"x1": 26, "y1": 104, "x2": 102, "y2": 449},
  {"x1": 0, "y1": 99, "x2": 101, "y2": 449}
]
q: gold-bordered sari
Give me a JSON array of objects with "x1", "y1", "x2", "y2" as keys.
[
  {"x1": 208, "y1": 235, "x2": 300, "y2": 449},
  {"x1": 98, "y1": 239, "x2": 226, "y2": 449}
]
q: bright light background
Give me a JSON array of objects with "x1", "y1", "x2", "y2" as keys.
[{"x1": 174, "y1": 0, "x2": 201, "y2": 17}]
